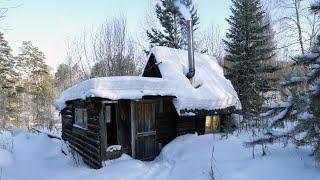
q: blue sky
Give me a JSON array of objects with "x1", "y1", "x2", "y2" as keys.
[{"x1": 2, "y1": 0, "x2": 232, "y2": 69}]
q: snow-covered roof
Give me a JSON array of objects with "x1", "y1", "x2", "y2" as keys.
[
  {"x1": 56, "y1": 46, "x2": 241, "y2": 115},
  {"x1": 145, "y1": 46, "x2": 241, "y2": 114},
  {"x1": 56, "y1": 76, "x2": 177, "y2": 110}
]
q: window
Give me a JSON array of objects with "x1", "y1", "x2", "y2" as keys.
[
  {"x1": 158, "y1": 100, "x2": 164, "y2": 113},
  {"x1": 105, "y1": 105, "x2": 111, "y2": 123},
  {"x1": 74, "y1": 108, "x2": 88, "y2": 129},
  {"x1": 205, "y1": 115, "x2": 220, "y2": 133}
]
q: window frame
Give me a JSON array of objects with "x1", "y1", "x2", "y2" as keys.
[
  {"x1": 205, "y1": 115, "x2": 220, "y2": 133},
  {"x1": 104, "y1": 105, "x2": 111, "y2": 123},
  {"x1": 74, "y1": 108, "x2": 88, "y2": 129}
]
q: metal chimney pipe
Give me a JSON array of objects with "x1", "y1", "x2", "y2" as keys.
[{"x1": 186, "y1": 20, "x2": 195, "y2": 81}]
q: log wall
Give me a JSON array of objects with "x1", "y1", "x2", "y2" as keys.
[
  {"x1": 61, "y1": 99, "x2": 103, "y2": 169},
  {"x1": 177, "y1": 116, "x2": 205, "y2": 136}
]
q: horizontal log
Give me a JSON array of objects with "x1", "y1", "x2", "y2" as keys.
[
  {"x1": 87, "y1": 124, "x2": 100, "y2": 131},
  {"x1": 68, "y1": 143, "x2": 101, "y2": 167},
  {"x1": 63, "y1": 132, "x2": 101, "y2": 152},
  {"x1": 83, "y1": 157, "x2": 102, "y2": 169},
  {"x1": 86, "y1": 131, "x2": 100, "y2": 139},
  {"x1": 62, "y1": 114, "x2": 73, "y2": 118},
  {"x1": 64, "y1": 129, "x2": 100, "y2": 145},
  {"x1": 31, "y1": 128, "x2": 62, "y2": 140}
]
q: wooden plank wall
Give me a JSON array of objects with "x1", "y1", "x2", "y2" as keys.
[
  {"x1": 134, "y1": 101, "x2": 157, "y2": 160},
  {"x1": 61, "y1": 99, "x2": 103, "y2": 169}
]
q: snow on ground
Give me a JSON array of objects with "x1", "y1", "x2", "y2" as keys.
[{"x1": 0, "y1": 130, "x2": 319, "y2": 180}]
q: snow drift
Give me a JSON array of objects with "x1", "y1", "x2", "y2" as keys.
[{"x1": 0, "y1": 130, "x2": 319, "y2": 180}]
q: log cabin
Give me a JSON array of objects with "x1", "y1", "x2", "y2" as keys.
[{"x1": 55, "y1": 20, "x2": 241, "y2": 169}]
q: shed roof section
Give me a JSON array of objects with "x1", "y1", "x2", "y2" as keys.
[
  {"x1": 146, "y1": 46, "x2": 241, "y2": 114},
  {"x1": 56, "y1": 46, "x2": 242, "y2": 115},
  {"x1": 56, "y1": 76, "x2": 177, "y2": 110}
]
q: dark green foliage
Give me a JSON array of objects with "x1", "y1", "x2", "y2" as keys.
[
  {"x1": 220, "y1": 115, "x2": 237, "y2": 133},
  {"x1": 55, "y1": 63, "x2": 71, "y2": 85},
  {"x1": 0, "y1": 32, "x2": 19, "y2": 128},
  {"x1": 55, "y1": 63, "x2": 72, "y2": 93},
  {"x1": 224, "y1": 0, "x2": 276, "y2": 117},
  {"x1": 146, "y1": 0, "x2": 199, "y2": 49}
]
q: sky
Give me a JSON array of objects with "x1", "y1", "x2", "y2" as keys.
[{"x1": 2, "y1": 0, "x2": 232, "y2": 70}]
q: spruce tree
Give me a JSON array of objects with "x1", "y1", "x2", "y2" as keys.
[
  {"x1": 249, "y1": 36, "x2": 320, "y2": 161},
  {"x1": 224, "y1": 0, "x2": 276, "y2": 118},
  {"x1": 146, "y1": 0, "x2": 199, "y2": 49}
]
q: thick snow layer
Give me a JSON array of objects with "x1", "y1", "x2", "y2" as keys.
[
  {"x1": 280, "y1": 76, "x2": 304, "y2": 86},
  {"x1": 298, "y1": 112, "x2": 314, "y2": 120},
  {"x1": 56, "y1": 76, "x2": 177, "y2": 110},
  {"x1": 0, "y1": 130, "x2": 319, "y2": 180},
  {"x1": 56, "y1": 47, "x2": 241, "y2": 114},
  {"x1": 0, "y1": 149, "x2": 13, "y2": 167},
  {"x1": 269, "y1": 108, "x2": 288, "y2": 123},
  {"x1": 262, "y1": 96, "x2": 293, "y2": 109},
  {"x1": 147, "y1": 46, "x2": 241, "y2": 114}
]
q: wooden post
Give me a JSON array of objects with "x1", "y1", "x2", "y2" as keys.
[
  {"x1": 130, "y1": 101, "x2": 136, "y2": 159},
  {"x1": 99, "y1": 104, "x2": 107, "y2": 160}
]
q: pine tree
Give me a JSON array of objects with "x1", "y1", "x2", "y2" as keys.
[
  {"x1": 249, "y1": 36, "x2": 320, "y2": 161},
  {"x1": 146, "y1": 0, "x2": 199, "y2": 49},
  {"x1": 55, "y1": 63, "x2": 72, "y2": 93},
  {"x1": 0, "y1": 32, "x2": 19, "y2": 129},
  {"x1": 224, "y1": 0, "x2": 277, "y2": 118},
  {"x1": 17, "y1": 41, "x2": 55, "y2": 128}
]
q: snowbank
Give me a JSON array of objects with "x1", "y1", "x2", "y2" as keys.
[
  {"x1": 0, "y1": 149, "x2": 13, "y2": 167},
  {"x1": 0, "y1": 129, "x2": 319, "y2": 180}
]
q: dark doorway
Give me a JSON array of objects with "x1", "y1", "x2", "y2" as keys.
[{"x1": 104, "y1": 103, "x2": 118, "y2": 146}]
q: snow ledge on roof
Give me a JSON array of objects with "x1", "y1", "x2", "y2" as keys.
[
  {"x1": 147, "y1": 46, "x2": 242, "y2": 114},
  {"x1": 55, "y1": 76, "x2": 177, "y2": 111}
]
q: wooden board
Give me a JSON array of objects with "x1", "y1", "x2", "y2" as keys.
[{"x1": 132, "y1": 100, "x2": 158, "y2": 160}]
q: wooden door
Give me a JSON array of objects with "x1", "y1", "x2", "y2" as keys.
[{"x1": 131, "y1": 101, "x2": 157, "y2": 160}]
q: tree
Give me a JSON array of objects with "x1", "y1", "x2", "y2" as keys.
[
  {"x1": 91, "y1": 17, "x2": 137, "y2": 77},
  {"x1": 199, "y1": 24, "x2": 225, "y2": 62},
  {"x1": 249, "y1": 35, "x2": 320, "y2": 161},
  {"x1": 224, "y1": 0, "x2": 277, "y2": 118},
  {"x1": 0, "y1": 32, "x2": 19, "y2": 129},
  {"x1": 63, "y1": 16, "x2": 139, "y2": 79},
  {"x1": 266, "y1": 0, "x2": 320, "y2": 57},
  {"x1": 55, "y1": 63, "x2": 72, "y2": 93},
  {"x1": 146, "y1": 0, "x2": 199, "y2": 49},
  {"x1": 17, "y1": 41, "x2": 55, "y2": 129}
]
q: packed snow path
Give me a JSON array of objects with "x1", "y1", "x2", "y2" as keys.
[{"x1": 0, "y1": 130, "x2": 319, "y2": 180}]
